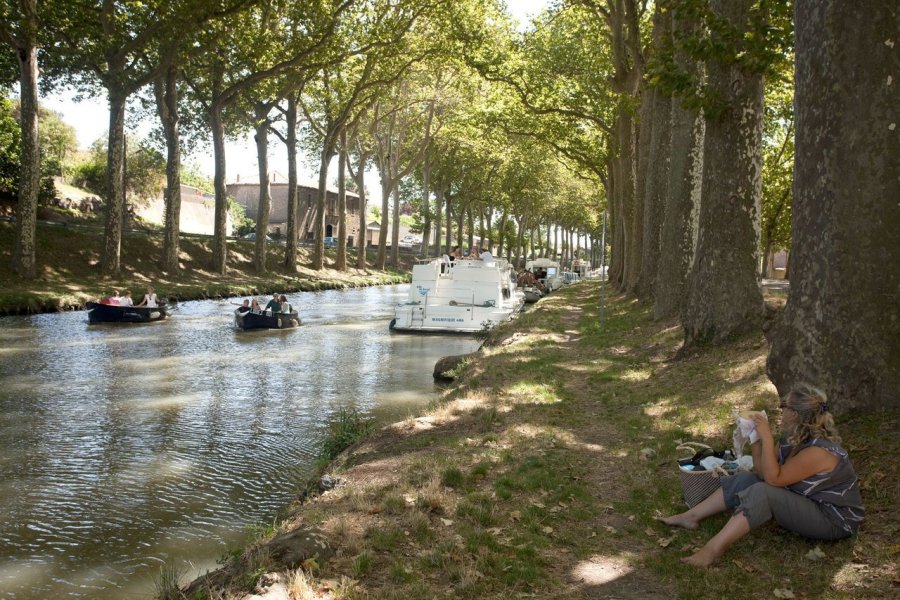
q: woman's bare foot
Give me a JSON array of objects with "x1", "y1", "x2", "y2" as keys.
[
  {"x1": 681, "y1": 546, "x2": 720, "y2": 567},
  {"x1": 658, "y1": 514, "x2": 699, "y2": 529}
]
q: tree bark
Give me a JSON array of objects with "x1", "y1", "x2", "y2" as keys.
[
  {"x1": 767, "y1": 0, "x2": 900, "y2": 412},
  {"x1": 100, "y1": 89, "x2": 127, "y2": 276},
  {"x1": 211, "y1": 99, "x2": 229, "y2": 275},
  {"x1": 681, "y1": 0, "x2": 764, "y2": 347},
  {"x1": 11, "y1": 17, "x2": 39, "y2": 279},
  {"x1": 285, "y1": 95, "x2": 299, "y2": 271},
  {"x1": 355, "y1": 150, "x2": 368, "y2": 270},
  {"x1": 157, "y1": 66, "x2": 182, "y2": 273},
  {"x1": 253, "y1": 108, "x2": 272, "y2": 273},
  {"x1": 336, "y1": 128, "x2": 348, "y2": 271},
  {"x1": 313, "y1": 142, "x2": 335, "y2": 270},
  {"x1": 654, "y1": 9, "x2": 705, "y2": 319},
  {"x1": 637, "y1": 7, "x2": 673, "y2": 302}
]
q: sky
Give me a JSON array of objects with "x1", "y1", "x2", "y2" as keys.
[{"x1": 38, "y1": 0, "x2": 551, "y2": 187}]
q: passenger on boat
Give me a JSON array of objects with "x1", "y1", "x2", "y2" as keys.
[
  {"x1": 279, "y1": 294, "x2": 293, "y2": 313},
  {"x1": 135, "y1": 286, "x2": 158, "y2": 307},
  {"x1": 450, "y1": 246, "x2": 462, "y2": 262},
  {"x1": 120, "y1": 290, "x2": 134, "y2": 307},
  {"x1": 102, "y1": 291, "x2": 121, "y2": 305},
  {"x1": 264, "y1": 292, "x2": 281, "y2": 313},
  {"x1": 480, "y1": 247, "x2": 494, "y2": 264},
  {"x1": 250, "y1": 299, "x2": 263, "y2": 314},
  {"x1": 233, "y1": 299, "x2": 251, "y2": 314}
]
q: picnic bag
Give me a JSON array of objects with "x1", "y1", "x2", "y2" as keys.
[{"x1": 677, "y1": 443, "x2": 735, "y2": 507}]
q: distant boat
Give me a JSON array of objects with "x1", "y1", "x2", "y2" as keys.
[
  {"x1": 234, "y1": 310, "x2": 301, "y2": 331},
  {"x1": 85, "y1": 301, "x2": 172, "y2": 324},
  {"x1": 391, "y1": 257, "x2": 524, "y2": 333},
  {"x1": 525, "y1": 258, "x2": 564, "y2": 292}
]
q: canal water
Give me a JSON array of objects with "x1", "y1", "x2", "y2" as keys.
[{"x1": 0, "y1": 285, "x2": 480, "y2": 598}]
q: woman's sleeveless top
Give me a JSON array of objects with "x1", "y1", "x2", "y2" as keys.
[{"x1": 778, "y1": 438, "x2": 865, "y2": 533}]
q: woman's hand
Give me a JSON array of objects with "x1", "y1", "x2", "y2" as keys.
[{"x1": 750, "y1": 412, "x2": 773, "y2": 442}]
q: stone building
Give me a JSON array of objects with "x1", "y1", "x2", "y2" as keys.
[{"x1": 227, "y1": 177, "x2": 362, "y2": 245}]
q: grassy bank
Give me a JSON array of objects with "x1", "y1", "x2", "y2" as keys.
[
  {"x1": 0, "y1": 221, "x2": 412, "y2": 315},
  {"x1": 180, "y1": 283, "x2": 897, "y2": 599}
]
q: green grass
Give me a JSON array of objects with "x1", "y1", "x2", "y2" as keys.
[{"x1": 178, "y1": 282, "x2": 898, "y2": 599}]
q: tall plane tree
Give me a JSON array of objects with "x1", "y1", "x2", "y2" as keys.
[
  {"x1": 0, "y1": 0, "x2": 40, "y2": 278},
  {"x1": 680, "y1": 0, "x2": 767, "y2": 347},
  {"x1": 768, "y1": 1, "x2": 900, "y2": 412}
]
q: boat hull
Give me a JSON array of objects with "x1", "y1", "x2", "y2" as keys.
[
  {"x1": 391, "y1": 303, "x2": 518, "y2": 333},
  {"x1": 86, "y1": 301, "x2": 169, "y2": 324},
  {"x1": 235, "y1": 311, "x2": 301, "y2": 331}
]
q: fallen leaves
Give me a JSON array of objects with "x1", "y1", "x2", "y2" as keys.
[{"x1": 772, "y1": 588, "x2": 795, "y2": 599}]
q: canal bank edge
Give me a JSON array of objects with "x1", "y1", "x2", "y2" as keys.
[
  {"x1": 173, "y1": 281, "x2": 898, "y2": 599},
  {"x1": 0, "y1": 221, "x2": 413, "y2": 315}
]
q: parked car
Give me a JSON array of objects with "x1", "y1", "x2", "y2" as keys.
[{"x1": 324, "y1": 236, "x2": 339, "y2": 248}]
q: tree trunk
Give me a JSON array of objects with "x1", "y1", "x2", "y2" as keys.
[
  {"x1": 654, "y1": 9, "x2": 705, "y2": 319},
  {"x1": 11, "y1": 29, "x2": 39, "y2": 279},
  {"x1": 157, "y1": 66, "x2": 182, "y2": 273},
  {"x1": 444, "y1": 190, "x2": 452, "y2": 253},
  {"x1": 466, "y1": 205, "x2": 474, "y2": 251},
  {"x1": 390, "y1": 180, "x2": 400, "y2": 268},
  {"x1": 421, "y1": 157, "x2": 431, "y2": 258},
  {"x1": 253, "y1": 110, "x2": 271, "y2": 273},
  {"x1": 375, "y1": 175, "x2": 389, "y2": 270},
  {"x1": 313, "y1": 142, "x2": 334, "y2": 270},
  {"x1": 336, "y1": 129, "x2": 348, "y2": 270},
  {"x1": 100, "y1": 89, "x2": 127, "y2": 276},
  {"x1": 355, "y1": 151, "x2": 368, "y2": 270},
  {"x1": 768, "y1": 0, "x2": 900, "y2": 412},
  {"x1": 432, "y1": 186, "x2": 442, "y2": 256},
  {"x1": 211, "y1": 103, "x2": 229, "y2": 275},
  {"x1": 637, "y1": 46, "x2": 672, "y2": 301},
  {"x1": 618, "y1": 110, "x2": 640, "y2": 292},
  {"x1": 285, "y1": 95, "x2": 299, "y2": 271},
  {"x1": 681, "y1": 0, "x2": 764, "y2": 347}
]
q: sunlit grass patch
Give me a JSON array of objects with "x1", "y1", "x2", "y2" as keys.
[{"x1": 505, "y1": 381, "x2": 561, "y2": 405}]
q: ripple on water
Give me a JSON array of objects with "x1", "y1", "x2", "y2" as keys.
[{"x1": 0, "y1": 285, "x2": 481, "y2": 598}]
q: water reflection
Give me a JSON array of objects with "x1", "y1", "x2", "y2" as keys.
[{"x1": 0, "y1": 285, "x2": 480, "y2": 598}]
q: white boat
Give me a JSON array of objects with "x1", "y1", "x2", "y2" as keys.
[
  {"x1": 391, "y1": 257, "x2": 525, "y2": 333},
  {"x1": 525, "y1": 258, "x2": 564, "y2": 292}
]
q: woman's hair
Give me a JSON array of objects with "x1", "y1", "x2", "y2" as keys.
[
  {"x1": 783, "y1": 383, "x2": 841, "y2": 450},
  {"x1": 279, "y1": 294, "x2": 287, "y2": 302}
]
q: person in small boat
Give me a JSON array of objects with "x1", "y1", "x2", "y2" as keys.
[
  {"x1": 265, "y1": 293, "x2": 282, "y2": 314},
  {"x1": 120, "y1": 290, "x2": 134, "y2": 307},
  {"x1": 449, "y1": 246, "x2": 462, "y2": 262},
  {"x1": 135, "y1": 286, "x2": 158, "y2": 307},
  {"x1": 233, "y1": 299, "x2": 251, "y2": 314},
  {"x1": 250, "y1": 299, "x2": 263, "y2": 314},
  {"x1": 102, "y1": 291, "x2": 121, "y2": 305},
  {"x1": 660, "y1": 383, "x2": 864, "y2": 567},
  {"x1": 264, "y1": 292, "x2": 281, "y2": 313},
  {"x1": 279, "y1": 294, "x2": 293, "y2": 313}
]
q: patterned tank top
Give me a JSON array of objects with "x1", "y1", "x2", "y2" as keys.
[{"x1": 778, "y1": 437, "x2": 865, "y2": 533}]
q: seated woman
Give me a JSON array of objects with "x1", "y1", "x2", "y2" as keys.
[
  {"x1": 661, "y1": 383, "x2": 864, "y2": 567},
  {"x1": 250, "y1": 299, "x2": 263, "y2": 314},
  {"x1": 279, "y1": 294, "x2": 293, "y2": 313}
]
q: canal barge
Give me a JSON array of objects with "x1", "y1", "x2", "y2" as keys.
[
  {"x1": 234, "y1": 310, "x2": 301, "y2": 331},
  {"x1": 390, "y1": 256, "x2": 524, "y2": 333},
  {"x1": 85, "y1": 301, "x2": 172, "y2": 324}
]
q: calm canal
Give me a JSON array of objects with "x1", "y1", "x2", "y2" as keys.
[{"x1": 0, "y1": 284, "x2": 480, "y2": 598}]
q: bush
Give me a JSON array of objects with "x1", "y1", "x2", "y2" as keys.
[{"x1": 319, "y1": 409, "x2": 375, "y2": 461}]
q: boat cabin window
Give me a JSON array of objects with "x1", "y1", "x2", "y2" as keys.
[{"x1": 546, "y1": 267, "x2": 557, "y2": 277}]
